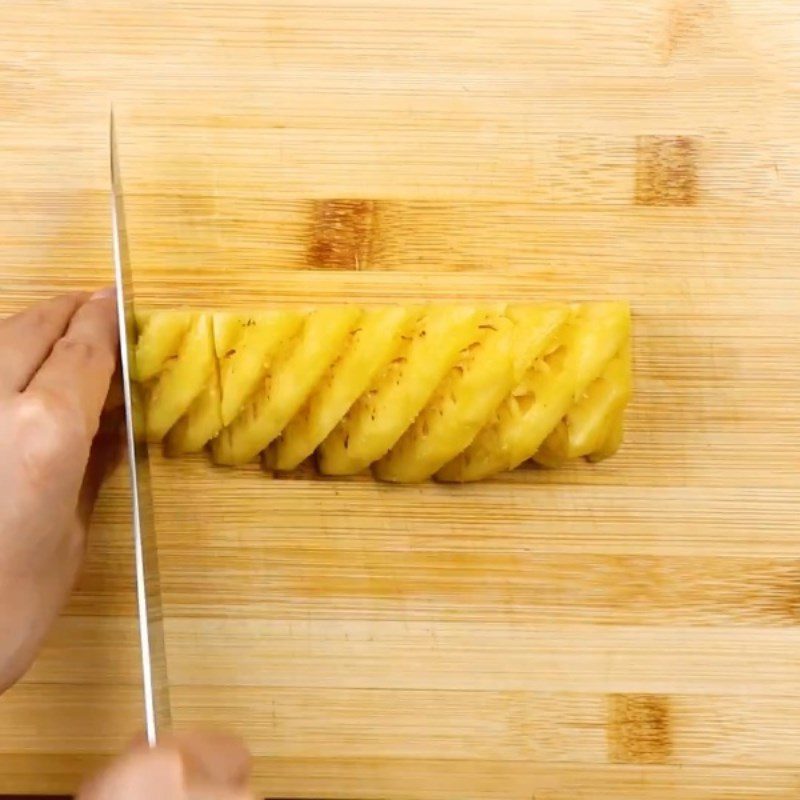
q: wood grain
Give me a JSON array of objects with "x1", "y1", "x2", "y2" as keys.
[{"x1": 1, "y1": 0, "x2": 799, "y2": 797}]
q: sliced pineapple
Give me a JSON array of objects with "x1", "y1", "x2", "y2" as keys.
[
  {"x1": 164, "y1": 360, "x2": 223, "y2": 456},
  {"x1": 318, "y1": 305, "x2": 484, "y2": 476},
  {"x1": 212, "y1": 306, "x2": 362, "y2": 465},
  {"x1": 374, "y1": 314, "x2": 516, "y2": 483},
  {"x1": 430, "y1": 303, "x2": 570, "y2": 479},
  {"x1": 145, "y1": 313, "x2": 216, "y2": 442},
  {"x1": 507, "y1": 303, "x2": 572, "y2": 384},
  {"x1": 133, "y1": 300, "x2": 631, "y2": 480},
  {"x1": 437, "y1": 301, "x2": 630, "y2": 482},
  {"x1": 587, "y1": 407, "x2": 625, "y2": 462},
  {"x1": 214, "y1": 310, "x2": 304, "y2": 426},
  {"x1": 534, "y1": 340, "x2": 632, "y2": 466},
  {"x1": 266, "y1": 305, "x2": 415, "y2": 471},
  {"x1": 134, "y1": 310, "x2": 193, "y2": 382}
]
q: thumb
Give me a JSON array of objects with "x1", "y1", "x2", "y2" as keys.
[{"x1": 78, "y1": 731, "x2": 253, "y2": 800}]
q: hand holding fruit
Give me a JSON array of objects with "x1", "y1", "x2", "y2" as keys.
[{"x1": 0, "y1": 291, "x2": 119, "y2": 692}]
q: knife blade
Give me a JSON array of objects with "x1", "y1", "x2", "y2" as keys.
[{"x1": 110, "y1": 108, "x2": 172, "y2": 745}]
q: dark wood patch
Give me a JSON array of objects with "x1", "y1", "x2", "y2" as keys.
[
  {"x1": 307, "y1": 199, "x2": 380, "y2": 270},
  {"x1": 635, "y1": 136, "x2": 699, "y2": 206},
  {"x1": 664, "y1": 0, "x2": 727, "y2": 62},
  {"x1": 607, "y1": 694, "x2": 672, "y2": 764}
]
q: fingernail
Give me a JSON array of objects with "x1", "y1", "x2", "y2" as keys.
[{"x1": 91, "y1": 286, "x2": 116, "y2": 300}]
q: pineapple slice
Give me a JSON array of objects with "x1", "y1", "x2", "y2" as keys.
[
  {"x1": 135, "y1": 310, "x2": 193, "y2": 382},
  {"x1": 437, "y1": 301, "x2": 630, "y2": 482},
  {"x1": 266, "y1": 305, "x2": 415, "y2": 471},
  {"x1": 507, "y1": 304, "x2": 572, "y2": 384},
  {"x1": 164, "y1": 361, "x2": 223, "y2": 456},
  {"x1": 534, "y1": 340, "x2": 632, "y2": 467},
  {"x1": 145, "y1": 313, "x2": 216, "y2": 442},
  {"x1": 318, "y1": 305, "x2": 484, "y2": 476},
  {"x1": 212, "y1": 306, "x2": 362, "y2": 465},
  {"x1": 214, "y1": 310, "x2": 304, "y2": 426},
  {"x1": 374, "y1": 314, "x2": 516, "y2": 483},
  {"x1": 588, "y1": 408, "x2": 625, "y2": 462}
]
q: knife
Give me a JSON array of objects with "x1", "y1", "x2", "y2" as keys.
[{"x1": 110, "y1": 109, "x2": 172, "y2": 745}]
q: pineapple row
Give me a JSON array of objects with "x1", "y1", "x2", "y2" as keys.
[{"x1": 134, "y1": 301, "x2": 632, "y2": 482}]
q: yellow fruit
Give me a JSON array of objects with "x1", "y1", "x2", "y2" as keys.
[
  {"x1": 437, "y1": 301, "x2": 630, "y2": 482},
  {"x1": 587, "y1": 408, "x2": 625, "y2": 462},
  {"x1": 534, "y1": 340, "x2": 632, "y2": 466},
  {"x1": 145, "y1": 314, "x2": 216, "y2": 442},
  {"x1": 318, "y1": 305, "x2": 484, "y2": 476},
  {"x1": 267, "y1": 305, "x2": 415, "y2": 471},
  {"x1": 374, "y1": 314, "x2": 516, "y2": 483},
  {"x1": 133, "y1": 301, "x2": 632, "y2": 481},
  {"x1": 135, "y1": 310, "x2": 193, "y2": 382},
  {"x1": 507, "y1": 304, "x2": 572, "y2": 384},
  {"x1": 214, "y1": 310, "x2": 304, "y2": 426},
  {"x1": 212, "y1": 306, "x2": 361, "y2": 465},
  {"x1": 164, "y1": 364, "x2": 223, "y2": 456}
]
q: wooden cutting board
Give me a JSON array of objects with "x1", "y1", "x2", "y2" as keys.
[{"x1": 1, "y1": 1, "x2": 800, "y2": 797}]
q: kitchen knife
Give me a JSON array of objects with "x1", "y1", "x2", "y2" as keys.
[{"x1": 110, "y1": 108, "x2": 172, "y2": 745}]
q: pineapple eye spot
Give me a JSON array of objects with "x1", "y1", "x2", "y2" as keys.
[
  {"x1": 515, "y1": 392, "x2": 537, "y2": 414},
  {"x1": 544, "y1": 345, "x2": 567, "y2": 370}
]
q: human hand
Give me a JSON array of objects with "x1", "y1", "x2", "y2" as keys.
[
  {"x1": 78, "y1": 731, "x2": 253, "y2": 800},
  {"x1": 0, "y1": 290, "x2": 120, "y2": 692}
]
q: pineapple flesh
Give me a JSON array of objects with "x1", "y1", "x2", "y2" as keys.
[
  {"x1": 267, "y1": 305, "x2": 416, "y2": 471},
  {"x1": 214, "y1": 311, "x2": 304, "y2": 426},
  {"x1": 144, "y1": 313, "x2": 216, "y2": 442},
  {"x1": 436, "y1": 301, "x2": 631, "y2": 482},
  {"x1": 133, "y1": 301, "x2": 632, "y2": 482},
  {"x1": 374, "y1": 313, "x2": 516, "y2": 483},
  {"x1": 135, "y1": 310, "x2": 193, "y2": 382},
  {"x1": 534, "y1": 340, "x2": 632, "y2": 467},
  {"x1": 212, "y1": 306, "x2": 362, "y2": 465},
  {"x1": 317, "y1": 305, "x2": 484, "y2": 476}
]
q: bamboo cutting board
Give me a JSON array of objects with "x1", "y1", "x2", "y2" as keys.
[{"x1": 1, "y1": 1, "x2": 800, "y2": 797}]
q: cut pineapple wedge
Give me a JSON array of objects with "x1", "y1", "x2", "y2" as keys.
[
  {"x1": 135, "y1": 310, "x2": 193, "y2": 382},
  {"x1": 374, "y1": 313, "x2": 516, "y2": 483},
  {"x1": 164, "y1": 363, "x2": 223, "y2": 455},
  {"x1": 266, "y1": 305, "x2": 416, "y2": 471},
  {"x1": 133, "y1": 301, "x2": 632, "y2": 481},
  {"x1": 144, "y1": 313, "x2": 216, "y2": 442},
  {"x1": 214, "y1": 310, "x2": 304, "y2": 426},
  {"x1": 437, "y1": 301, "x2": 630, "y2": 482},
  {"x1": 534, "y1": 340, "x2": 632, "y2": 467},
  {"x1": 318, "y1": 305, "x2": 484, "y2": 476},
  {"x1": 588, "y1": 407, "x2": 625, "y2": 462},
  {"x1": 212, "y1": 306, "x2": 362, "y2": 465}
]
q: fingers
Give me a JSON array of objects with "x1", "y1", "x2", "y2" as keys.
[
  {"x1": 165, "y1": 731, "x2": 252, "y2": 790},
  {"x1": 78, "y1": 731, "x2": 253, "y2": 800},
  {"x1": 77, "y1": 406, "x2": 125, "y2": 529},
  {"x1": 0, "y1": 292, "x2": 87, "y2": 394},
  {"x1": 78, "y1": 746, "x2": 184, "y2": 800},
  {"x1": 25, "y1": 292, "x2": 119, "y2": 436}
]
